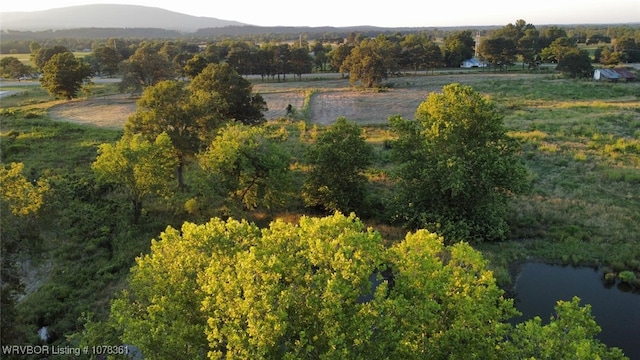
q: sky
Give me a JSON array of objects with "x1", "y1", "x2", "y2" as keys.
[{"x1": 1, "y1": 0, "x2": 639, "y2": 28}]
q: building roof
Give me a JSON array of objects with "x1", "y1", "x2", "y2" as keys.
[
  {"x1": 613, "y1": 68, "x2": 637, "y2": 80},
  {"x1": 597, "y1": 68, "x2": 620, "y2": 79}
]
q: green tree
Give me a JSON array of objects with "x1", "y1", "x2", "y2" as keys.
[
  {"x1": 506, "y1": 297, "x2": 627, "y2": 359},
  {"x1": 443, "y1": 30, "x2": 475, "y2": 67},
  {"x1": 491, "y1": 19, "x2": 538, "y2": 68},
  {"x1": 0, "y1": 56, "x2": 32, "y2": 79},
  {"x1": 312, "y1": 42, "x2": 332, "y2": 72},
  {"x1": 125, "y1": 80, "x2": 201, "y2": 188},
  {"x1": 614, "y1": 35, "x2": 639, "y2": 62},
  {"x1": 92, "y1": 132, "x2": 178, "y2": 222},
  {"x1": 400, "y1": 34, "x2": 443, "y2": 75},
  {"x1": 91, "y1": 45, "x2": 122, "y2": 76},
  {"x1": 198, "y1": 124, "x2": 292, "y2": 210},
  {"x1": 184, "y1": 54, "x2": 210, "y2": 79},
  {"x1": 556, "y1": 49, "x2": 594, "y2": 78},
  {"x1": 478, "y1": 37, "x2": 518, "y2": 70},
  {"x1": 119, "y1": 44, "x2": 174, "y2": 93},
  {"x1": 329, "y1": 43, "x2": 353, "y2": 77},
  {"x1": 40, "y1": 52, "x2": 93, "y2": 99},
  {"x1": 0, "y1": 162, "x2": 49, "y2": 217},
  {"x1": 226, "y1": 41, "x2": 256, "y2": 77},
  {"x1": 109, "y1": 213, "x2": 625, "y2": 359},
  {"x1": 540, "y1": 37, "x2": 577, "y2": 63},
  {"x1": 190, "y1": 63, "x2": 267, "y2": 126},
  {"x1": 390, "y1": 83, "x2": 528, "y2": 242},
  {"x1": 289, "y1": 46, "x2": 314, "y2": 80},
  {"x1": 519, "y1": 28, "x2": 543, "y2": 69},
  {"x1": 31, "y1": 45, "x2": 69, "y2": 71},
  {"x1": 0, "y1": 162, "x2": 49, "y2": 345},
  {"x1": 302, "y1": 117, "x2": 373, "y2": 213},
  {"x1": 400, "y1": 33, "x2": 427, "y2": 74},
  {"x1": 109, "y1": 213, "x2": 514, "y2": 359},
  {"x1": 340, "y1": 38, "x2": 389, "y2": 88}
]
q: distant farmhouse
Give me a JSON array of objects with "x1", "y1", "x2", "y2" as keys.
[{"x1": 593, "y1": 68, "x2": 637, "y2": 82}]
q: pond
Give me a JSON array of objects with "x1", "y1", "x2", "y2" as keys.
[{"x1": 511, "y1": 263, "x2": 640, "y2": 359}]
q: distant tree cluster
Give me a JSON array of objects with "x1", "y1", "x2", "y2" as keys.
[{"x1": 14, "y1": 22, "x2": 639, "y2": 96}]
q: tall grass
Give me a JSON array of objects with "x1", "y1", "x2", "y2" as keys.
[{"x1": 474, "y1": 78, "x2": 640, "y2": 280}]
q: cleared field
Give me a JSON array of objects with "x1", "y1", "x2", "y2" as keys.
[
  {"x1": 48, "y1": 95, "x2": 137, "y2": 129},
  {"x1": 46, "y1": 72, "x2": 548, "y2": 127}
]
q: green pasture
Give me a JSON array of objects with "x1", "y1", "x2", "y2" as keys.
[
  {"x1": 2, "y1": 73, "x2": 639, "y2": 288},
  {"x1": 0, "y1": 51, "x2": 92, "y2": 66}
]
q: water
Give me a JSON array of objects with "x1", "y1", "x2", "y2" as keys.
[{"x1": 512, "y1": 263, "x2": 640, "y2": 359}]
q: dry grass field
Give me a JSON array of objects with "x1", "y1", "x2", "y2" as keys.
[
  {"x1": 44, "y1": 72, "x2": 548, "y2": 127},
  {"x1": 48, "y1": 95, "x2": 137, "y2": 128}
]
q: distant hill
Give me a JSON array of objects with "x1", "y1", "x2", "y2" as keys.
[{"x1": 0, "y1": 4, "x2": 247, "y2": 32}]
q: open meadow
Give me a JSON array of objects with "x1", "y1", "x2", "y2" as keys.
[
  {"x1": 2, "y1": 72, "x2": 639, "y2": 348},
  {"x1": 2, "y1": 72, "x2": 639, "y2": 279},
  {"x1": 2, "y1": 72, "x2": 640, "y2": 271}
]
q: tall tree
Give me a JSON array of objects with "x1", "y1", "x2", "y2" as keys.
[
  {"x1": 443, "y1": 30, "x2": 475, "y2": 67},
  {"x1": 184, "y1": 54, "x2": 210, "y2": 79},
  {"x1": 478, "y1": 37, "x2": 518, "y2": 70},
  {"x1": 125, "y1": 80, "x2": 199, "y2": 188},
  {"x1": 0, "y1": 163, "x2": 49, "y2": 345},
  {"x1": 289, "y1": 46, "x2": 314, "y2": 80},
  {"x1": 91, "y1": 45, "x2": 122, "y2": 76},
  {"x1": 92, "y1": 132, "x2": 178, "y2": 222},
  {"x1": 0, "y1": 56, "x2": 32, "y2": 80},
  {"x1": 302, "y1": 117, "x2": 373, "y2": 213},
  {"x1": 340, "y1": 38, "x2": 389, "y2": 88},
  {"x1": 198, "y1": 124, "x2": 291, "y2": 210},
  {"x1": 615, "y1": 36, "x2": 640, "y2": 62},
  {"x1": 119, "y1": 45, "x2": 174, "y2": 93},
  {"x1": 506, "y1": 297, "x2": 627, "y2": 359},
  {"x1": 40, "y1": 52, "x2": 92, "y2": 100},
  {"x1": 400, "y1": 33, "x2": 426, "y2": 73},
  {"x1": 390, "y1": 83, "x2": 528, "y2": 242},
  {"x1": 189, "y1": 63, "x2": 267, "y2": 126},
  {"x1": 329, "y1": 43, "x2": 353, "y2": 77},
  {"x1": 31, "y1": 45, "x2": 69, "y2": 71},
  {"x1": 226, "y1": 41, "x2": 256, "y2": 77},
  {"x1": 540, "y1": 37, "x2": 578, "y2": 63},
  {"x1": 556, "y1": 49, "x2": 594, "y2": 78},
  {"x1": 519, "y1": 28, "x2": 543, "y2": 69}
]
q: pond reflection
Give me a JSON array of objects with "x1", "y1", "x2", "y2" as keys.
[{"x1": 511, "y1": 263, "x2": 640, "y2": 359}]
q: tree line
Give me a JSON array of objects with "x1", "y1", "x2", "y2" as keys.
[{"x1": 2, "y1": 20, "x2": 640, "y2": 93}]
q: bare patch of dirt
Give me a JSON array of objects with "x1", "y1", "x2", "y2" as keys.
[
  {"x1": 48, "y1": 95, "x2": 137, "y2": 129},
  {"x1": 261, "y1": 91, "x2": 306, "y2": 120},
  {"x1": 309, "y1": 89, "x2": 430, "y2": 125}
]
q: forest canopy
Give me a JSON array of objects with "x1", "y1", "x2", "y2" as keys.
[{"x1": 105, "y1": 213, "x2": 626, "y2": 359}]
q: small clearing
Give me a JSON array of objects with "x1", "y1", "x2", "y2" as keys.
[{"x1": 48, "y1": 95, "x2": 137, "y2": 129}]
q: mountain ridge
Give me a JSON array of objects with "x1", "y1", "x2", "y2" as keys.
[
  {"x1": 0, "y1": 4, "x2": 247, "y2": 32},
  {"x1": 2, "y1": 4, "x2": 637, "y2": 35}
]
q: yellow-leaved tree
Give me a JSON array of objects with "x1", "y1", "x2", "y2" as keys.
[
  {"x1": 92, "y1": 132, "x2": 178, "y2": 222},
  {"x1": 102, "y1": 213, "x2": 625, "y2": 359}
]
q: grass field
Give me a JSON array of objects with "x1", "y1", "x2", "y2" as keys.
[
  {"x1": 0, "y1": 52, "x2": 91, "y2": 65},
  {"x1": 2, "y1": 71, "x2": 639, "y2": 284},
  {"x1": 261, "y1": 73, "x2": 640, "y2": 283},
  {"x1": 2, "y1": 71, "x2": 639, "y2": 347}
]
